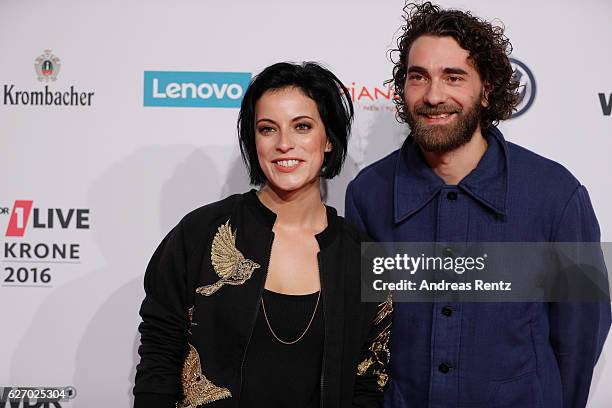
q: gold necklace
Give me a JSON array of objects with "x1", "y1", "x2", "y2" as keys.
[{"x1": 261, "y1": 291, "x2": 321, "y2": 345}]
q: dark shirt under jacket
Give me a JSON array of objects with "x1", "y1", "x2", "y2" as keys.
[
  {"x1": 240, "y1": 289, "x2": 323, "y2": 408},
  {"x1": 345, "y1": 127, "x2": 611, "y2": 408}
]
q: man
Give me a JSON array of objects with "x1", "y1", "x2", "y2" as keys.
[{"x1": 345, "y1": 2, "x2": 611, "y2": 407}]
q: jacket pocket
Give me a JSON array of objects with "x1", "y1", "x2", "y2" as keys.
[{"x1": 488, "y1": 371, "x2": 542, "y2": 408}]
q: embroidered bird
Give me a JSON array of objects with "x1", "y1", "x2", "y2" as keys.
[
  {"x1": 196, "y1": 221, "x2": 260, "y2": 296},
  {"x1": 177, "y1": 343, "x2": 232, "y2": 408}
]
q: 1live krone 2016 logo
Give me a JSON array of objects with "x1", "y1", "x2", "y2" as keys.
[{"x1": 1, "y1": 200, "x2": 90, "y2": 288}]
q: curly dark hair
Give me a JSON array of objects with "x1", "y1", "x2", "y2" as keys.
[{"x1": 389, "y1": 2, "x2": 521, "y2": 129}]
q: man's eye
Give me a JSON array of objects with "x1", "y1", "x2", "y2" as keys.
[
  {"x1": 448, "y1": 76, "x2": 463, "y2": 83},
  {"x1": 408, "y1": 74, "x2": 424, "y2": 81}
]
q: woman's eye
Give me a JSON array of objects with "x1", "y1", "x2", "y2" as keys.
[
  {"x1": 296, "y1": 123, "x2": 311, "y2": 131},
  {"x1": 258, "y1": 126, "x2": 274, "y2": 134}
]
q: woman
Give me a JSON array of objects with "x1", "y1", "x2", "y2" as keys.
[{"x1": 133, "y1": 62, "x2": 391, "y2": 408}]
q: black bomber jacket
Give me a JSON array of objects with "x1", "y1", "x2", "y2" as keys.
[{"x1": 133, "y1": 190, "x2": 392, "y2": 408}]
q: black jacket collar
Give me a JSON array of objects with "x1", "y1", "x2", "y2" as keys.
[{"x1": 244, "y1": 189, "x2": 341, "y2": 250}]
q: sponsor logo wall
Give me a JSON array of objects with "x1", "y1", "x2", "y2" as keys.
[
  {"x1": 1, "y1": 200, "x2": 90, "y2": 289},
  {"x1": 143, "y1": 71, "x2": 252, "y2": 108},
  {"x1": 1, "y1": 1, "x2": 611, "y2": 407},
  {"x1": 3, "y1": 50, "x2": 95, "y2": 107},
  {"x1": 600, "y1": 93, "x2": 612, "y2": 116},
  {"x1": 509, "y1": 58, "x2": 536, "y2": 119}
]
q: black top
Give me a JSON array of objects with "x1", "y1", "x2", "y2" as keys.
[{"x1": 240, "y1": 289, "x2": 324, "y2": 408}]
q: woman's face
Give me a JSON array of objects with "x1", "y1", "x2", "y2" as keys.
[{"x1": 255, "y1": 87, "x2": 331, "y2": 193}]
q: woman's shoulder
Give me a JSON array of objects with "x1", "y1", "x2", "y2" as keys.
[
  {"x1": 174, "y1": 192, "x2": 247, "y2": 242},
  {"x1": 328, "y1": 209, "x2": 372, "y2": 247},
  {"x1": 182, "y1": 193, "x2": 241, "y2": 222}
]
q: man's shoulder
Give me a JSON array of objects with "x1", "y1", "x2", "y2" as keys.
[
  {"x1": 349, "y1": 149, "x2": 401, "y2": 188},
  {"x1": 506, "y1": 141, "x2": 581, "y2": 192}
]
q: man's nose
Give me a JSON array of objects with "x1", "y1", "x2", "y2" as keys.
[{"x1": 423, "y1": 79, "x2": 447, "y2": 106}]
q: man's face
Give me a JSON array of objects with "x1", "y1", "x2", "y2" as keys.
[{"x1": 404, "y1": 35, "x2": 488, "y2": 153}]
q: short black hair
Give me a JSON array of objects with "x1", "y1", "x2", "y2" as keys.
[
  {"x1": 238, "y1": 62, "x2": 354, "y2": 186},
  {"x1": 390, "y1": 2, "x2": 521, "y2": 129}
]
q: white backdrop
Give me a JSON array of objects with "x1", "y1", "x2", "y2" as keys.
[{"x1": 1, "y1": 0, "x2": 611, "y2": 406}]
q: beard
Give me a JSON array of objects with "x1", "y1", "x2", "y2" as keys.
[{"x1": 406, "y1": 96, "x2": 482, "y2": 154}]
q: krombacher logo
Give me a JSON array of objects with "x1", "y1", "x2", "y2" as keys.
[{"x1": 3, "y1": 49, "x2": 95, "y2": 107}]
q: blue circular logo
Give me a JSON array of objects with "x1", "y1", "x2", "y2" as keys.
[{"x1": 510, "y1": 58, "x2": 536, "y2": 119}]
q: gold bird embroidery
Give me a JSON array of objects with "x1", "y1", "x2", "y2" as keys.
[
  {"x1": 176, "y1": 343, "x2": 232, "y2": 407},
  {"x1": 196, "y1": 220, "x2": 260, "y2": 296},
  {"x1": 356, "y1": 293, "x2": 392, "y2": 391}
]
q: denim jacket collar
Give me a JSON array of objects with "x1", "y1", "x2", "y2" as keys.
[{"x1": 393, "y1": 126, "x2": 509, "y2": 224}]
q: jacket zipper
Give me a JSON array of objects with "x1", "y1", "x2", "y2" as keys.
[
  {"x1": 318, "y1": 252, "x2": 327, "y2": 408},
  {"x1": 237, "y1": 232, "x2": 274, "y2": 404}
]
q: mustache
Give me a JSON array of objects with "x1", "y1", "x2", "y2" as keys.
[{"x1": 414, "y1": 103, "x2": 462, "y2": 115}]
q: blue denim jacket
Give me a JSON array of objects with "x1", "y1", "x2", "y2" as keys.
[{"x1": 345, "y1": 127, "x2": 611, "y2": 408}]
